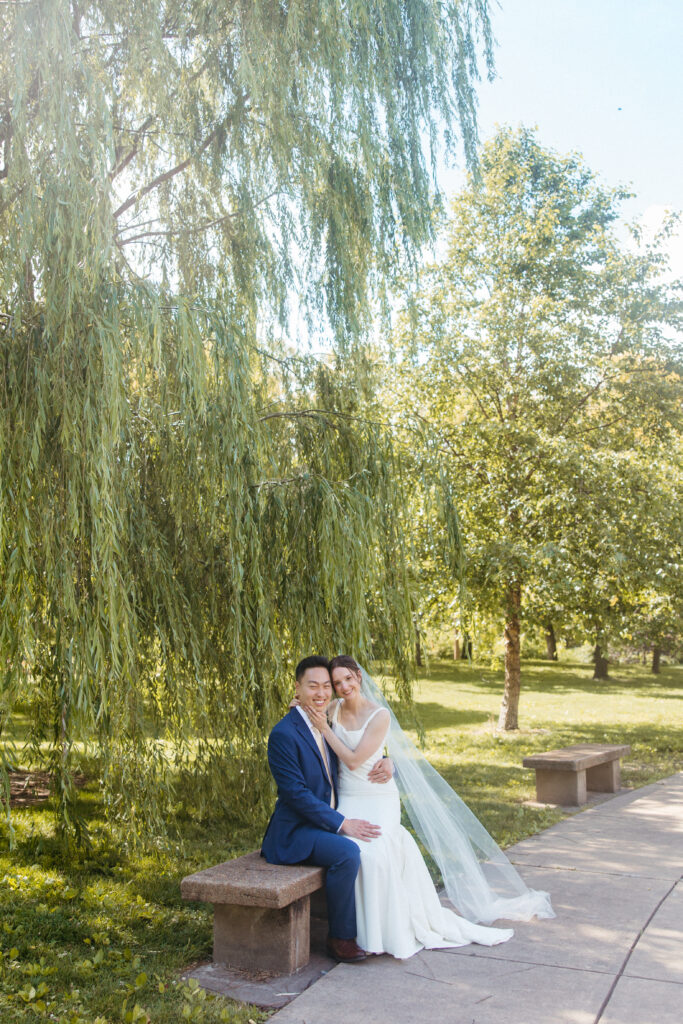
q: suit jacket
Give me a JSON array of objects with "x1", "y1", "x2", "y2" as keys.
[{"x1": 261, "y1": 708, "x2": 344, "y2": 864}]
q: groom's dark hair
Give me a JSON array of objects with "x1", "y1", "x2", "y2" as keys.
[{"x1": 295, "y1": 655, "x2": 331, "y2": 682}]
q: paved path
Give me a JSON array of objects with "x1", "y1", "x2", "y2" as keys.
[{"x1": 270, "y1": 773, "x2": 683, "y2": 1024}]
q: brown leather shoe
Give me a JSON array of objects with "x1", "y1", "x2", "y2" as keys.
[{"x1": 326, "y1": 936, "x2": 368, "y2": 963}]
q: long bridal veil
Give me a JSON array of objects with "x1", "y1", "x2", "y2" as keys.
[{"x1": 360, "y1": 667, "x2": 555, "y2": 925}]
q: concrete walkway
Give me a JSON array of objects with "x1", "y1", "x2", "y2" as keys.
[{"x1": 270, "y1": 773, "x2": 683, "y2": 1024}]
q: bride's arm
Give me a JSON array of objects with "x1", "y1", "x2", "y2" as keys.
[{"x1": 309, "y1": 707, "x2": 390, "y2": 771}]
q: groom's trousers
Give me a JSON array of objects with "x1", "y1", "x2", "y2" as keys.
[{"x1": 306, "y1": 831, "x2": 360, "y2": 940}]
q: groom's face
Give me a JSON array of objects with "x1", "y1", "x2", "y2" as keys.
[{"x1": 296, "y1": 667, "x2": 333, "y2": 711}]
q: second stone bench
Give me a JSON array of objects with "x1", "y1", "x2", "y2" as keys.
[{"x1": 523, "y1": 743, "x2": 630, "y2": 806}]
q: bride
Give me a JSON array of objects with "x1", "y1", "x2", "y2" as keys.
[{"x1": 304, "y1": 654, "x2": 554, "y2": 959}]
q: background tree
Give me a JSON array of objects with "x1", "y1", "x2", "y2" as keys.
[
  {"x1": 525, "y1": 446, "x2": 682, "y2": 680},
  {"x1": 0, "y1": 0, "x2": 492, "y2": 839},
  {"x1": 390, "y1": 126, "x2": 682, "y2": 728},
  {"x1": 629, "y1": 435, "x2": 683, "y2": 672}
]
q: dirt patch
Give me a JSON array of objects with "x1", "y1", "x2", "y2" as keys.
[{"x1": 3, "y1": 770, "x2": 87, "y2": 808}]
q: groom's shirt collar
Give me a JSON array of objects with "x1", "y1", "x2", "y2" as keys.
[{"x1": 295, "y1": 703, "x2": 318, "y2": 735}]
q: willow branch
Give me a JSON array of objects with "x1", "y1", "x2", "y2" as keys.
[
  {"x1": 116, "y1": 189, "x2": 279, "y2": 245},
  {"x1": 252, "y1": 473, "x2": 361, "y2": 490},
  {"x1": 117, "y1": 212, "x2": 234, "y2": 245},
  {"x1": 113, "y1": 124, "x2": 221, "y2": 219},
  {"x1": 110, "y1": 116, "x2": 155, "y2": 182},
  {"x1": 258, "y1": 408, "x2": 366, "y2": 424}
]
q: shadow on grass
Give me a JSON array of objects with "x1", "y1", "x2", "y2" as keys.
[
  {"x1": 415, "y1": 659, "x2": 683, "y2": 698},
  {"x1": 394, "y1": 702, "x2": 490, "y2": 732}
]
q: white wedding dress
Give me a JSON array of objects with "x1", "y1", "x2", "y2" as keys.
[{"x1": 332, "y1": 702, "x2": 514, "y2": 958}]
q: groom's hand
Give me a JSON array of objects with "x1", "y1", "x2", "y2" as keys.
[
  {"x1": 339, "y1": 818, "x2": 381, "y2": 841},
  {"x1": 368, "y1": 757, "x2": 393, "y2": 784}
]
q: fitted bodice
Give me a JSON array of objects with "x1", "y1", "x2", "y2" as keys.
[{"x1": 331, "y1": 701, "x2": 391, "y2": 792}]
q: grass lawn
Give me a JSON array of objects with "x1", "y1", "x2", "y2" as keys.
[
  {"x1": 0, "y1": 799, "x2": 268, "y2": 1024},
  {"x1": 392, "y1": 657, "x2": 683, "y2": 847},
  {"x1": 1, "y1": 657, "x2": 681, "y2": 1023}
]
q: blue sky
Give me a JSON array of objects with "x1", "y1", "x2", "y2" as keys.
[{"x1": 441, "y1": 0, "x2": 683, "y2": 273}]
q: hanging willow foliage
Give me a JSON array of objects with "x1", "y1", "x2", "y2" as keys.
[{"x1": 0, "y1": 0, "x2": 488, "y2": 840}]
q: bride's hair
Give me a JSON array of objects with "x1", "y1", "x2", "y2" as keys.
[{"x1": 328, "y1": 654, "x2": 361, "y2": 677}]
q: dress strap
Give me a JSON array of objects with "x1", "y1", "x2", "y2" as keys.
[
  {"x1": 330, "y1": 699, "x2": 342, "y2": 726},
  {"x1": 361, "y1": 706, "x2": 385, "y2": 727}
]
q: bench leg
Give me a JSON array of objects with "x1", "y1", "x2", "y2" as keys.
[
  {"x1": 535, "y1": 768, "x2": 587, "y2": 806},
  {"x1": 587, "y1": 759, "x2": 620, "y2": 793},
  {"x1": 213, "y1": 896, "x2": 310, "y2": 975}
]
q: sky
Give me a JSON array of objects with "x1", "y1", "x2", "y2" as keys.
[{"x1": 441, "y1": 0, "x2": 683, "y2": 276}]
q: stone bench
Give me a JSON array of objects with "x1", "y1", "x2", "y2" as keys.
[
  {"x1": 180, "y1": 851, "x2": 325, "y2": 976},
  {"x1": 523, "y1": 743, "x2": 630, "y2": 806}
]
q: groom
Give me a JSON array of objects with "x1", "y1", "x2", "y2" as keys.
[{"x1": 261, "y1": 655, "x2": 391, "y2": 963}]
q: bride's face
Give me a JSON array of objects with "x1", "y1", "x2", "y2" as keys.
[{"x1": 331, "y1": 666, "x2": 362, "y2": 700}]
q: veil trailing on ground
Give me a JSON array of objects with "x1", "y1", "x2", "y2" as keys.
[{"x1": 359, "y1": 667, "x2": 555, "y2": 925}]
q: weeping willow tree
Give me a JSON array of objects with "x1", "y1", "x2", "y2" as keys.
[{"x1": 0, "y1": 0, "x2": 490, "y2": 840}]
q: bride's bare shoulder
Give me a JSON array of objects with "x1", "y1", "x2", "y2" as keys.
[{"x1": 365, "y1": 703, "x2": 389, "y2": 722}]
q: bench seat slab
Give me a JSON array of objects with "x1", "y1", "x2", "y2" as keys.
[
  {"x1": 181, "y1": 851, "x2": 324, "y2": 909},
  {"x1": 523, "y1": 744, "x2": 630, "y2": 773},
  {"x1": 213, "y1": 895, "x2": 311, "y2": 975}
]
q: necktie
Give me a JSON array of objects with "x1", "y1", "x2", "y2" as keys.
[{"x1": 312, "y1": 727, "x2": 335, "y2": 808}]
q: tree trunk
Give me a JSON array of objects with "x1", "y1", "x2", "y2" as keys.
[
  {"x1": 544, "y1": 623, "x2": 558, "y2": 661},
  {"x1": 460, "y1": 635, "x2": 472, "y2": 659},
  {"x1": 651, "y1": 645, "x2": 661, "y2": 675},
  {"x1": 592, "y1": 643, "x2": 609, "y2": 680},
  {"x1": 453, "y1": 635, "x2": 461, "y2": 660},
  {"x1": 415, "y1": 623, "x2": 423, "y2": 668},
  {"x1": 498, "y1": 583, "x2": 521, "y2": 730}
]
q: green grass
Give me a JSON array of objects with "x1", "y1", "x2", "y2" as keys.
[
  {"x1": 392, "y1": 657, "x2": 683, "y2": 847},
  {"x1": 1, "y1": 657, "x2": 681, "y2": 1022},
  {"x1": 0, "y1": 799, "x2": 265, "y2": 1024}
]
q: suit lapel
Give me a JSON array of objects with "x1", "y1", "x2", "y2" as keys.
[
  {"x1": 289, "y1": 707, "x2": 327, "y2": 772},
  {"x1": 290, "y1": 708, "x2": 338, "y2": 795}
]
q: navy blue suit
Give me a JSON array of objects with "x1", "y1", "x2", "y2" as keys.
[{"x1": 262, "y1": 708, "x2": 360, "y2": 939}]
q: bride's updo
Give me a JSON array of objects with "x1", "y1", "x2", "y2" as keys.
[{"x1": 329, "y1": 654, "x2": 361, "y2": 676}]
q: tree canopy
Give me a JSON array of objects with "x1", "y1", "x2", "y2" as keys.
[
  {"x1": 390, "y1": 126, "x2": 682, "y2": 727},
  {"x1": 0, "y1": 0, "x2": 492, "y2": 839}
]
